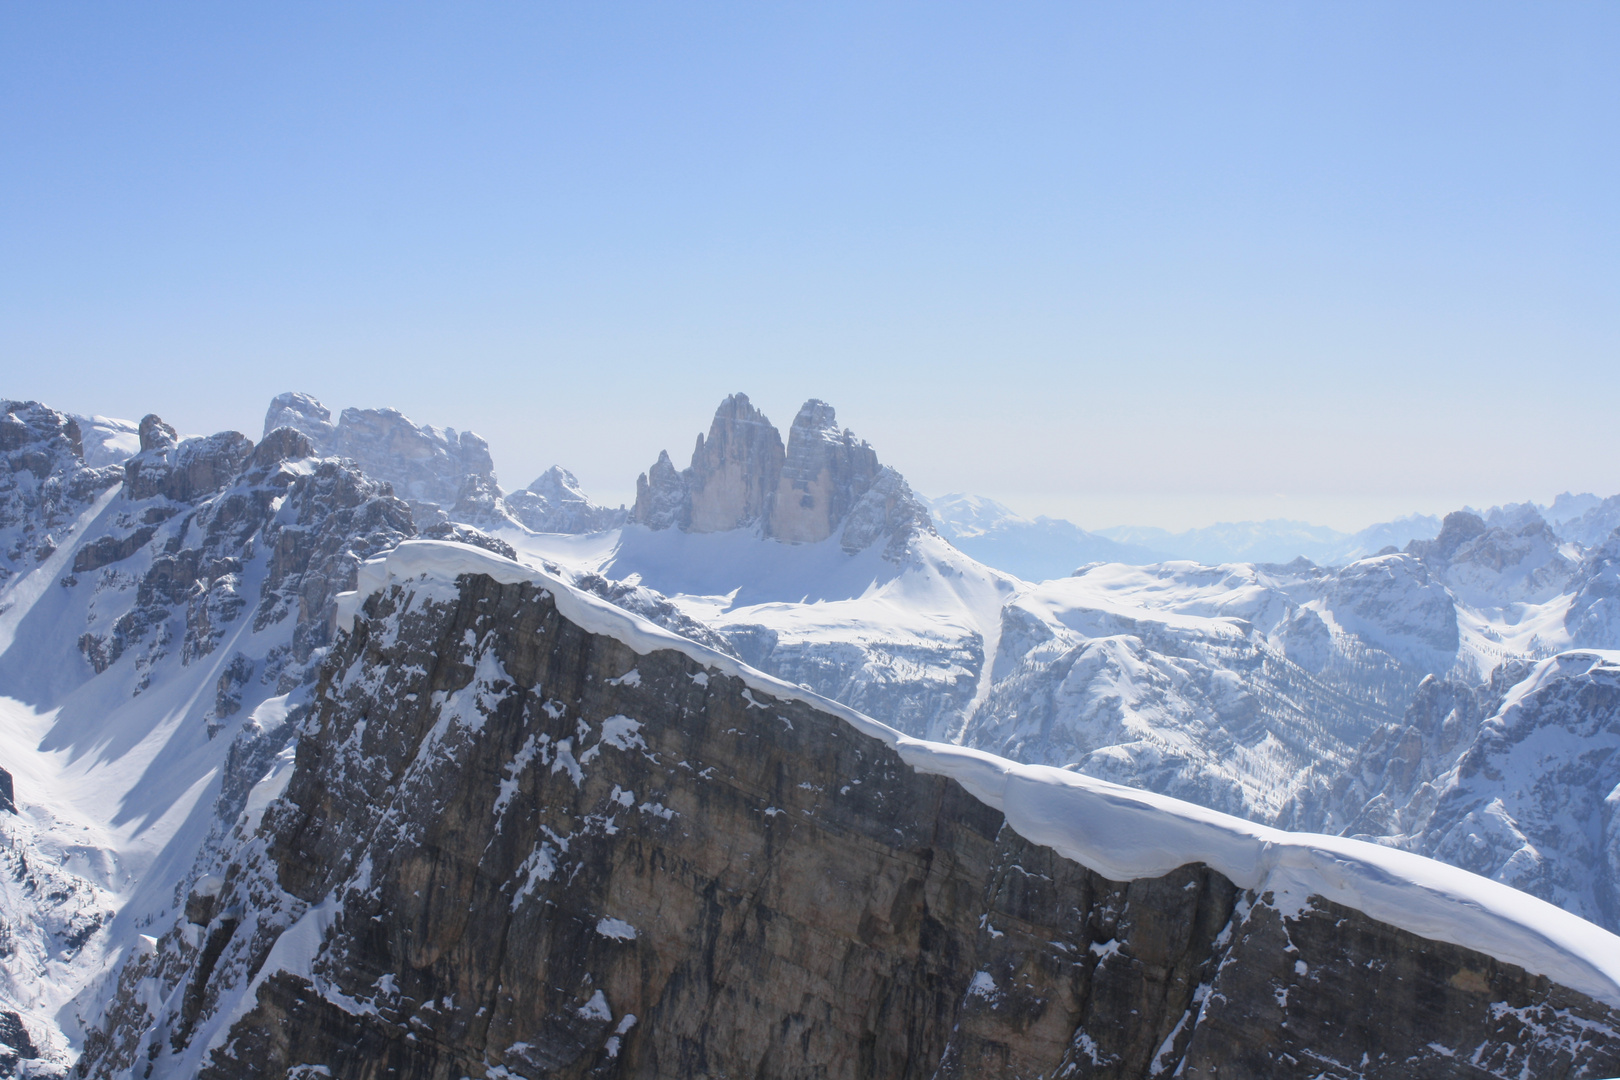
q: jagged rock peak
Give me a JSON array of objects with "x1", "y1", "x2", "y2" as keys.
[
  {"x1": 632, "y1": 448, "x2": 689, "y2": 531},
  {"x1": 1408, "y1": 510, "x2": 1488, "y2": 561},
  {"x1": 138, "y1": 413, "x2": 177, "y2": 452},
  {"x1": 769, "y1": 398, "x2": 878, "y2": 544},
  {"x1": 687, "y1": 392, "x2": 785, "y2": 534},
  {"x1": 250, "y1": 426, "x2": 316, "y2": 470},
  {"x1": 124, "y1": 420, "x2": 255, "y2": 504},
  {"x1": 259, "y1": 392, "x2": 499, "y2": 515},
  {"x1": 527, "y1": 465, "x2": 588, "y2": 500},
  {"x1": 631, "y1": 394, "x2": 932, "y2": 557}
]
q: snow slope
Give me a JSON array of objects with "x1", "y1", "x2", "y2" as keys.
[
  {"x1": 503, "y1": 524, "x2": 1018, "y2": 741},
  {"x1": 1317, "y1": 650, "x2": 1620, "y2": 932},
  {"x1": 0, "y1": 404, "x2": 414, "y2": 1075},
  {"x1": 338, "y1": 539, "x2": 1620, "y2": 1010}
]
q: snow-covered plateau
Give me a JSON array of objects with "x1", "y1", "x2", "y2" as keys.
[{"x1": 2, "y1": 391, "x2": 1620, "y2": 1076}]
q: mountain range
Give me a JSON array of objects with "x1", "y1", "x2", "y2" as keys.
[{"x1": 2, "y1": 390, "x2": 1618, "y2": 1077}]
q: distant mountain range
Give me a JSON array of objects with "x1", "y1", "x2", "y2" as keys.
[{"x1": 926, "y1": 491, "x2": 1620, "y2": 581}]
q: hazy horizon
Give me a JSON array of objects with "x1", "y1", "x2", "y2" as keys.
[{"x1": 35, "y1": 385, "x2": 1613, "y2": 536}]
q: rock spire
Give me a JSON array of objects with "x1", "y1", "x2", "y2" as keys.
[{"x1": 630, "y1": 393, "x2": 931, "y2": 558}]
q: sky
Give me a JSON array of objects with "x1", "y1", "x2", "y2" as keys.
[{"x1": 3, "y1": 3, "x2": 1617, "y2": 531}]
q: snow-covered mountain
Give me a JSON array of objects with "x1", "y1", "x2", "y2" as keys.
[
  {"x1": 487, "y1": 396, "x2": 1620, "y2": 927},
  {"x1": 1096, "y1": 514, "x2": 1447, "y2": 567},
  {"x1": 508, "y1": 394, "x2": 1014, "y2": 740},
  {"x1": 261, "y1": 391, "x2": 623, "y2": 536},
  {"x1": 0, "y1": 399, "x2": 416, "y2": 1075},
  {"x1": 920, "y1": 495, "x2": 1451, "y2": 576},
  {"x1": 1294, "y1": 650, "x2": 1620, "y2": 932},
  {"x1": 6, "y1": 389, "x2": 1620, "y2": 1075}
]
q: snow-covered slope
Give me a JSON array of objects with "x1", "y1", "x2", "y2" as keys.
[
  {"x1": 507, "y1": 524, "x2": 1017, "y2": 742},
  {"x1": 1305, "y1": 650, "x2": 1620, "y2": 932},
  {"x1": 0, "y1": 402, "x2": 415, "y2": 1075},
  {"x1": 502, "y1": 394, "x2": 1011, "y2": 740},
  {"x1": 11, "y1": 386, "x2": 1620, "y2": 1073},
  {"x1": 960, "y1": 558, "x2": 1446, "y2": 821}
]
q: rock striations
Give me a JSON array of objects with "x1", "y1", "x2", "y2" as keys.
[
  {"x1": 76, "y1": 543, "x2": 1620, "y2": 1079},
  {"x1": 632, "y1": 394, "x2": 932, "y2": 559}
]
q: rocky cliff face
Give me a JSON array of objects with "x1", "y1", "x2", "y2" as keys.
[
  {"x1": 631, "y1": 394, "x2": 931, "y2": 559},
  {"x1": 687, "y1": 393, "x2": 785, "y2": 533},
  {"x1": 76, "y1": 549, "x2": 1620, "y2": 1079},
  {"x1": 263, "y1": 392, "x2": 508, "y2": 529},
  {"x1": 0, "y1": 404, "x2": 429, "y2": 1076}
]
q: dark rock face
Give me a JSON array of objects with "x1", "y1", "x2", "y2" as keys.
[
  {"x1": 0, "y1": 766, "x2": 13, "y2": 815},
  {"x1": 631, "y1": 394, "x2": 932, "y2": 558},
  {"x1": 81, "y1": 567, "x2": 1620, "y2": 1079},
  {"x1": 0, "y1": 1010, "x2": 38, "y2": 1076}
]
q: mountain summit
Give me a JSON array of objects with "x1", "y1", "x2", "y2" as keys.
[{"x1": 631, "y1": 394, "x2": 932, "y2": 559}]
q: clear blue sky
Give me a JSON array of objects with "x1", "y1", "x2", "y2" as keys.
[{"x1": 3, "y1": 3, "x2": 1616, "y2": 529}]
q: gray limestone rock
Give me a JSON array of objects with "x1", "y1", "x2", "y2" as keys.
[
  {"x1": 631, "y1": 449, "x2": 689, "y2": 531},
  {"x1": 123, "y1": 421, "x2": 255, "y2": 504},
  {"x1": 686, "y1": 392, "x2": 785, "y2": 533},
  {"x1": 630, "y1": 394, "x2": 933, "y2": 558},
  {"x1": 767, "y1": 398, "x2": 879, "y2": 544},
  {"x1": 263, "y1": 392, "x2": 503, "y2": 519}
]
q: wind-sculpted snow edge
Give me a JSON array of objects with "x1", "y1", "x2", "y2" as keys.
[{"x1": 337, "y1": 539, "x2": 1620, "y2": 1009}]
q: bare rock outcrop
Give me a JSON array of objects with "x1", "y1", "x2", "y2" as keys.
[
  {"x1": 687, "y1": 392, "x2": 785, "y2": 532},
  {"x1": 263, "y1": 392, "x2": 503, "y2": 522},
  {"x1": 631, "y1": 394, "x2": 932, "y2": 558}
]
